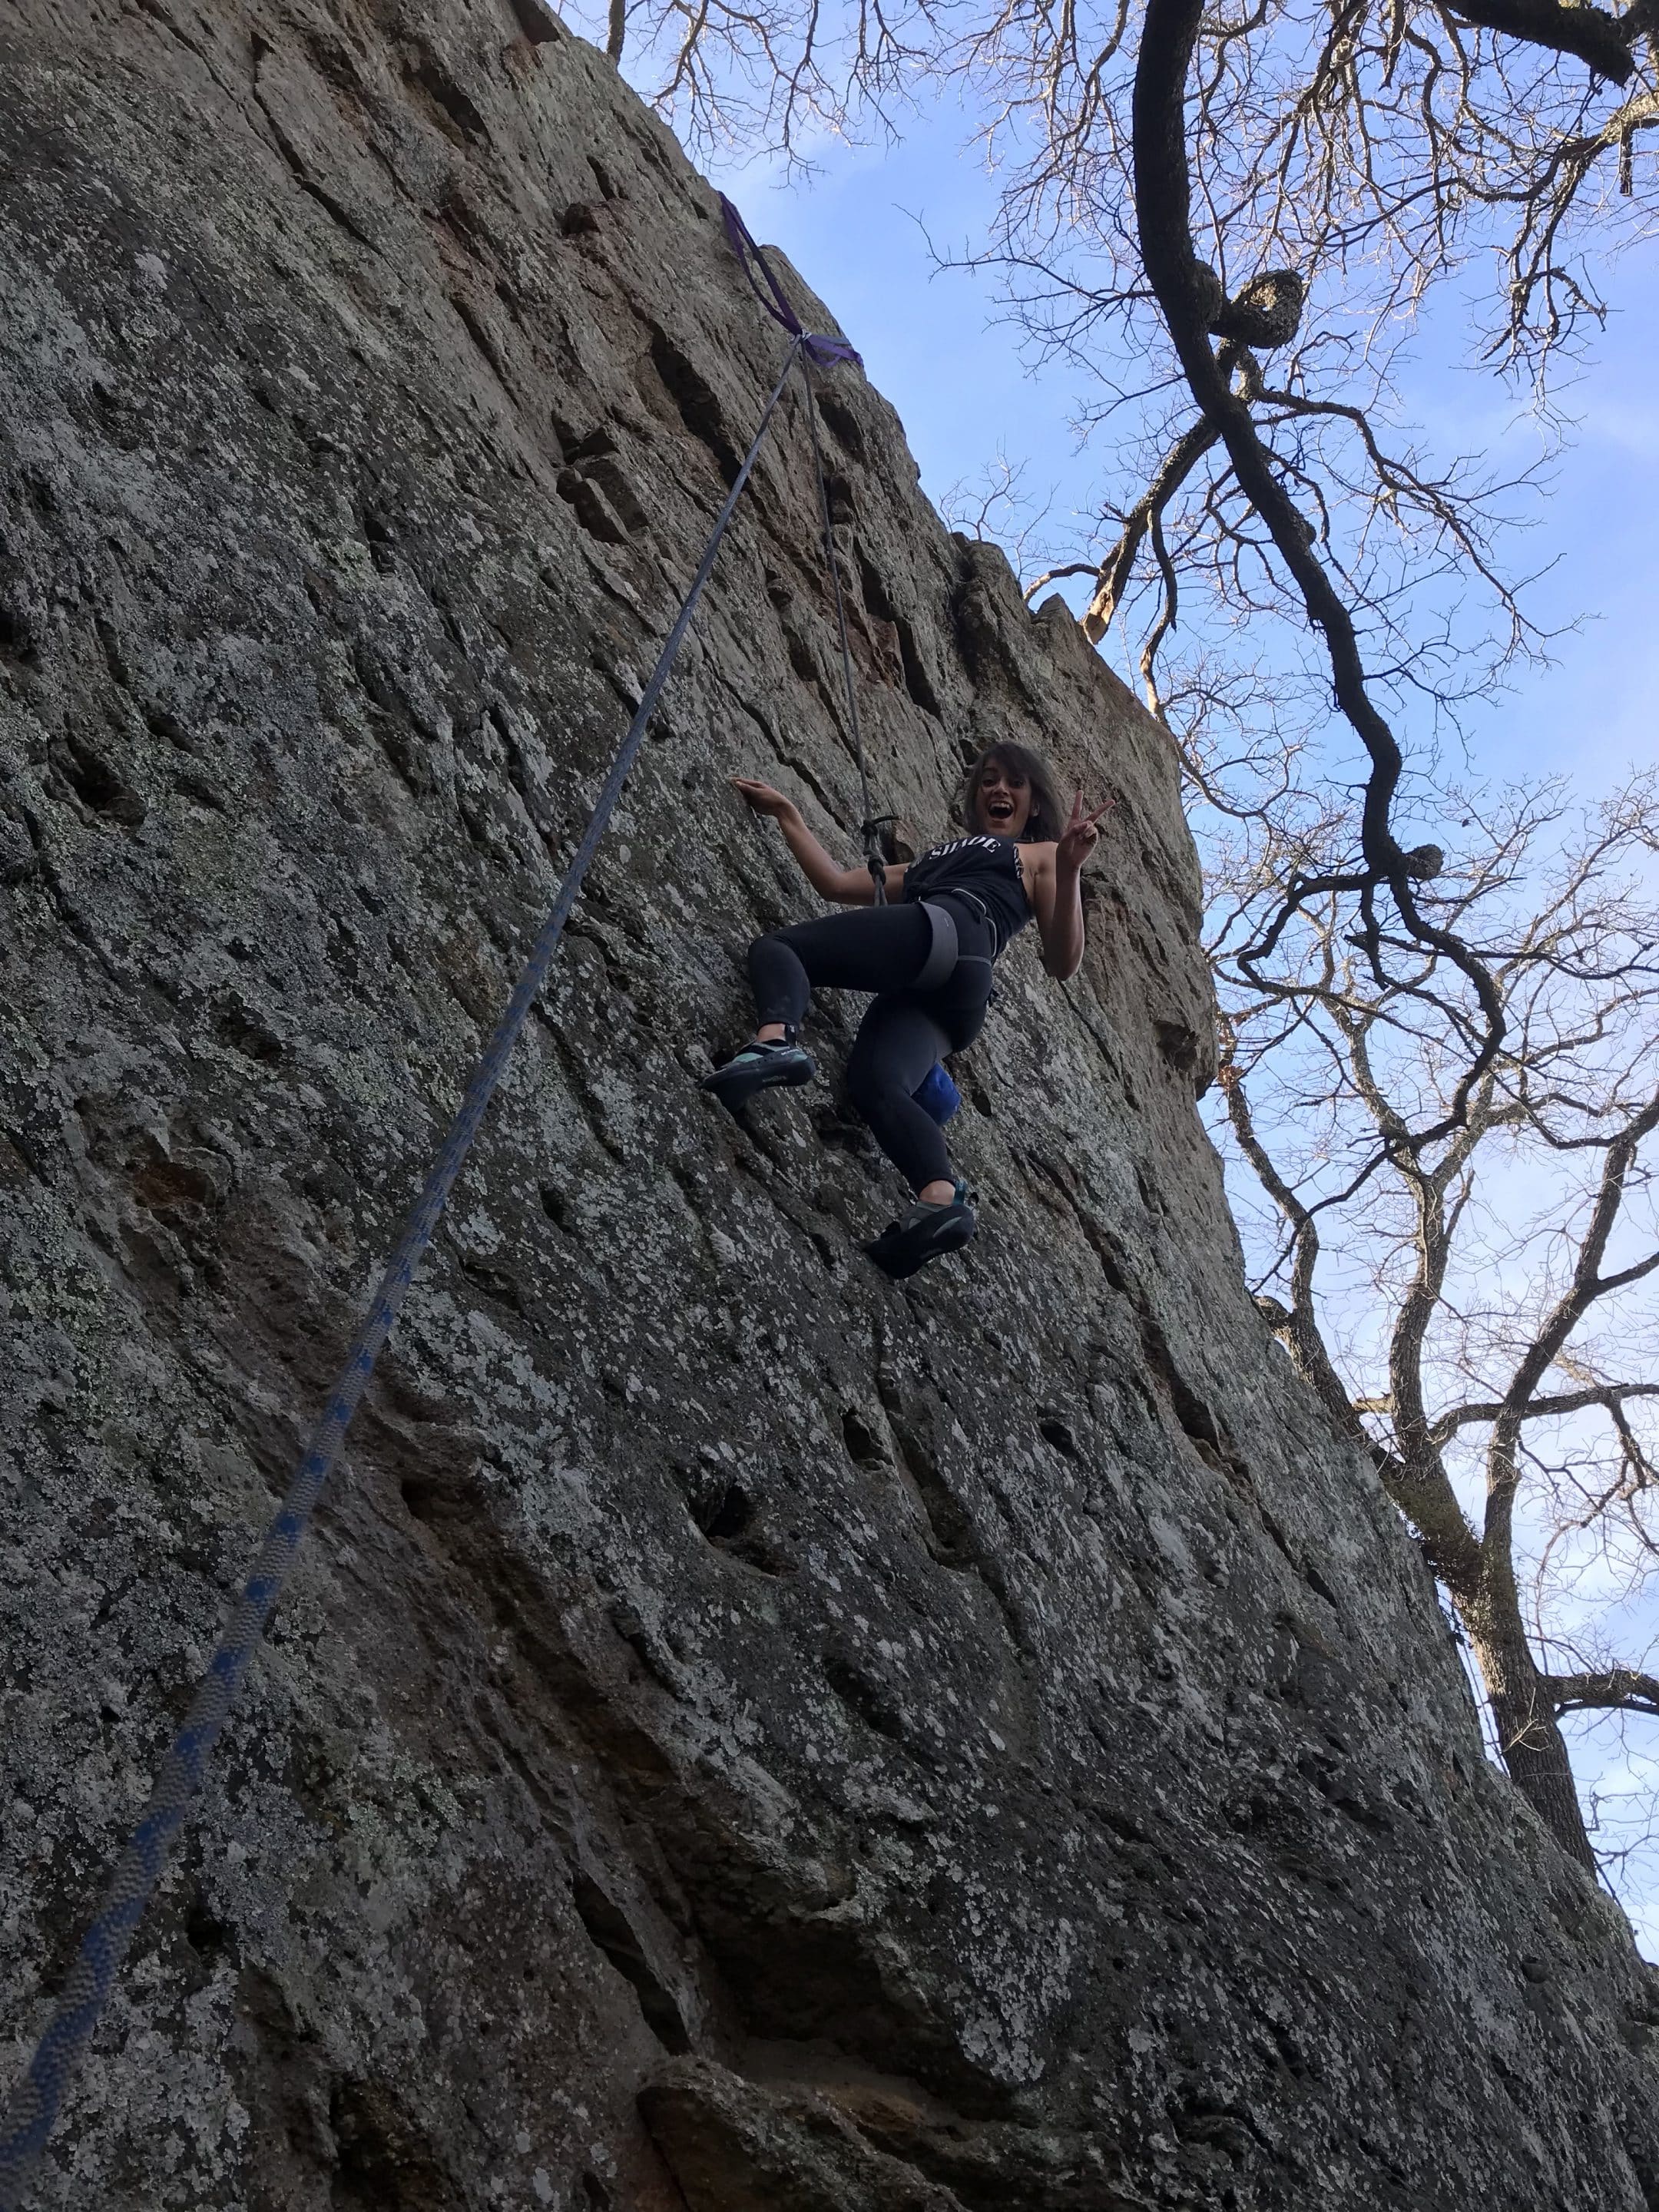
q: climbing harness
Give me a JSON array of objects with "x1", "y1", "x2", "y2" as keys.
[
  {"x1": 912, "y1": 899, "x2": 997, "y2": 993},
  {"x1": 913, "y1": 900, "x2": 960, "y2": 988},
  {"x1": 0, "y1": 217, "x2": 863, "y2": 2202}
]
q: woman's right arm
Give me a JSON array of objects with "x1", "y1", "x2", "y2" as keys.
[{"x1": 731, "y1": 780, "x2": 906, "y2": 905}]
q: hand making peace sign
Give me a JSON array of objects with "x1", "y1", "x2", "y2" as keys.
[{"x1": 1055, "y1": 789, "x2": 1117, "y2": 874}]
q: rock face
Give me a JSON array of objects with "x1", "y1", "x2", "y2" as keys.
[{"x1": 2, "y1": 3, "x2": 1657, "y2": 2207}]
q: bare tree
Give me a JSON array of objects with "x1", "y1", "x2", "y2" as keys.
[
  {"x1": 586, "y1": 0, "x2": 1657, "y2": 637},
  {"x1": 575, "y1": 0, "x2": 1659, "y2": 1869},
  {"x1": 1218, "y1": 779, "x2": 1659, "y2": 1868},
  {"x1": 939, "y1": 449, "x2": 1061, "y2": 580},
  {"x1": 591, "y1": 0, "x2": 929, "y2": 155}
]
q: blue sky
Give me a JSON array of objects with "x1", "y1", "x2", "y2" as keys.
[{"x1": 697, "y1": 95, "x2": 1657, "y2": 793}]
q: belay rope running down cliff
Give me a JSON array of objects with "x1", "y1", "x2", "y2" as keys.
[{"x1": 0, "y1": 204, "x2": 867, "y2": 2207}]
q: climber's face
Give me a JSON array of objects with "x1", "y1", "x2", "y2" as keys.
[{"x1": 974, "y1": 758, "x2": 1033, "y2": 838}]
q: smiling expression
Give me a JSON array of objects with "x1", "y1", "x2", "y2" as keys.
[{"x1": 973, "y1": 757, "x2": 1035, "y2": 839}]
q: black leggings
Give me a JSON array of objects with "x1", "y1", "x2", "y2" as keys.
[{"x1": 747, "y1": 899, "x2": 995, "y2": 1192}]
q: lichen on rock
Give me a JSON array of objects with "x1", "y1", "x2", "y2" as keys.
[{"x1": 2, "y1": 2, "x2": 1657, "y2": 2207}]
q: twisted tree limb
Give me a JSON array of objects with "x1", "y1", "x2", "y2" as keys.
[
  {"x1": 1132, "y1": 0, "x2": 1507, "y2": 1144},
  {"x1": 1433, "y1": 1382, "x2": 1659, "y2": 1445}
]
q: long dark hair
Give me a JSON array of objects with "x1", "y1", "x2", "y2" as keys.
[{"x1": 957, "y1": 741, "x2": 1064, "y2": 844}]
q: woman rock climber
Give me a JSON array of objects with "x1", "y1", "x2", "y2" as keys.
[{"x1": 701, "y1": 741, "x2": 1114, "y2": 1277}]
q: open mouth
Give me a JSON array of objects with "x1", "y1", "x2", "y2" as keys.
[{"x1": 985, "y1": 797, "x2": 1015, "y2": 823}]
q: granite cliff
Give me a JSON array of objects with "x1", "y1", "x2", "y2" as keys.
[{"x1": 3, "y1": 1, "x2": 1658, "y2": 2205}]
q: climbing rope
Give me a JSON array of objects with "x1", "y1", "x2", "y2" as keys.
[
  {"x1": 718, "y1": 194, "x2": 891, "y2": 902},
  {"x1": 0, "y1": 312, "x2": 832, "y2": 2207},
  {"x1": 801, "y1": 356, "x2": 893, "y2": 902},
  {"x1": 720, "y1": 194, "x2": 889, "y2": 895}
]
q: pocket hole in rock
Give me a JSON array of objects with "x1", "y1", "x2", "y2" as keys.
[
  {"x1": 699, "y1": 1482, "x2": 751, "y2": 1541},
  {"x1": 569, "y1": 1876, "x2": 690, "y2": 2053},
  {"x1": 841, "y1": 1408, "x2": 886, "y2": 1466}
]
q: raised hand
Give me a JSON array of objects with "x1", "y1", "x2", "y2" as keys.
[
  {"x1": 1055, "y1": 788, "x2": 1116, "y2": 874},
  {"x1": 730, "y1": 777, "x2": 800, "y2": 822}
]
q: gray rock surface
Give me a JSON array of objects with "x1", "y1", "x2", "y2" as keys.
[{"x1": 2, "y1": 2, "x2": 1657, "y2": 2206}]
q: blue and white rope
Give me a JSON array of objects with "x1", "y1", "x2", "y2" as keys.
[{"x1": 0, "y1": 332, "x2": 806, "y2": 2210}]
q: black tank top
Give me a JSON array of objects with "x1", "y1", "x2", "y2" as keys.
[{"x1": 902, "y1": 833, "x2": 1033, "y2": 956}]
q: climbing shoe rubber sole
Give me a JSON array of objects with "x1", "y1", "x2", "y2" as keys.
[
  {"x1": 866, "y1": 1192, "x2": 977, "y2": 1279},
  {"x1": 700, "y1": 1041, "x2": 816, "y2": 1113}
]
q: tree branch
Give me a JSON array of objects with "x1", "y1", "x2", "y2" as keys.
[
  {"x1": 1544, "y1": 1668, "x2": 1659, "y2": 1717},
  {"x1": 1131, "y1": 0, "x2": 1508, "y2": 1144},
  {"x1": 1434, "y1": 1382, "x2": 1659, "y2": 1444},
  {"x1": 1080, "y1": 403, "x2": 1227, "y2": 643},
  {"x1": 1444, "y1": 0, "x2": 1634, "y2": 83}
]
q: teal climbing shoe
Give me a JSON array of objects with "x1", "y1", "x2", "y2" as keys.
[
  {"x1": 866, "y1": 1180, "x2": 976, "y2": 1279},
  {"x1": 700, "y1": 1038, "x2": 816, "y2": 1113}
]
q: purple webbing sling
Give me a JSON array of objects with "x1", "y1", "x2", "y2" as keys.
[{"x1": 720, "y1": 194, "x2": 863, "y2": 369}]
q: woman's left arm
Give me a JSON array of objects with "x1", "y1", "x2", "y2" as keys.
[{"x1": 1031, "y1": 792, "x2": 1115, "y2": 980}]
